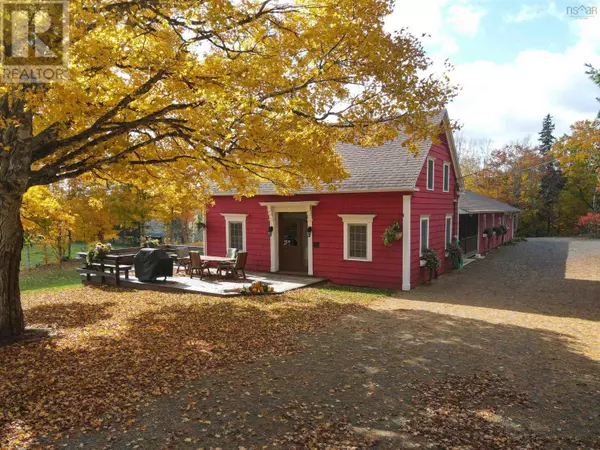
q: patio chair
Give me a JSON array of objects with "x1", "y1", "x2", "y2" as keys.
[
  {"x1": 176, "y1": 247, "x2": 191, "y2": 274},
  {"x1": 217, "y1": 251, "x2": 247, "y2": 280},
  {"x1": 189, "y1": 251, "x2": 210, "y2": 280},
  {"x1": 226, "y1": 248, "x2": 238, "y2": 259}
]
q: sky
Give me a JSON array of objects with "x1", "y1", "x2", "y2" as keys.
[{"x1": 384, "y1": 0, "x2": 600, "y2": 145}]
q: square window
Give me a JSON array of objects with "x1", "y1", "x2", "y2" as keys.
[
  {"x1": 348, "y1": 224, "x2": 367, "y2": 259},
  {"x1": 338, "y1": 214, "x2": 375, "y2": 262}
]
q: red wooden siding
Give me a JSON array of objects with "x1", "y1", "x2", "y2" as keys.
[
  {"x1": 207, "y1": 192, "x2": 406, "y2": 289},
  {"x1": 410, "y1": 132, "x2": 459, "y2": 287},
  {"x1": 207, "y1": 131, "x2": 468, "y2": 289},
  {"x1": 477, "y1": 212, "x2": 515, "y2": 253},
  {"x1": 206, "y1": 196, "x2": 272, "y2": 272}
]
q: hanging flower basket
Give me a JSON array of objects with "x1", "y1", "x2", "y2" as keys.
[{"x1": 382, "y1": 221, "x2": 402, "y2": 246}]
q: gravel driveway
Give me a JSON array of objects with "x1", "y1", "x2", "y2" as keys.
[{"x1": 61, "y1": 238, "x2": 600, "y2": 449}]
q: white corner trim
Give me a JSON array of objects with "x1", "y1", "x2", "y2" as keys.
[
  {"x1": 221, "y1": 213, "x2": 247, "y2": 251},
  {"x1": 402, "y1": 195, "x2": 411, "y2": 291},
  {"x1": 426, "y1": 157, "x2": 435, "y2": 191},
  {"x1": 443, "y1": 162, "x2": 450, "y2": 192},
  {"x1": 338, "y1": 214, "x2": 376, "y2": 262},
  {"x1": 204, "y1": 210, "x2": 208, "y2": 255}
]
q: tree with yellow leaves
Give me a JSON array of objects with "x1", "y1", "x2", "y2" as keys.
[
  {"x1": 0, "y1": 0, "x2": 456, "y2": 336},
  {"x1": 554, "y1": 120, "x2": 600, "y2": 213},
  {"x1": 21, "y1": 186, "x2": 76, "y2": 263}
]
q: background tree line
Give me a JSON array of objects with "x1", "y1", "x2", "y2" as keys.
[
  {"x1": 20, "y1": 178, "x2": 207, "y2": 266},
  {"x1": 457, "y1": 67, "x2": 600, "y2": 238}
]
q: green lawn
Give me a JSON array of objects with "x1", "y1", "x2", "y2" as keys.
[
  {"x1": 21, "y1": 242, "x2": 89, "y2": 269},
  {"x1": 19, "y1": 262, "x2": 82, "y2": 293}
]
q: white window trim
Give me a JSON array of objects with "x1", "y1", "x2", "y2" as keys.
[
  {"x1": 419, "y1": 215, "x2": 430, "y2": 263},
  {"x1": 443, "y1": 162, "x2": 450, "y2": 192},
  {"x1": 338, "y1": 214, "x2": 376, "y2": 262},
  {"x1": 221, "y1": 213, "x2": 247, "y2": 251},
  {"x1": 445, "y1": 213, "x2": 453, "y2": 251},
  {"x1": 426, "y1": 158, "x2": 435, "y2": 191}
]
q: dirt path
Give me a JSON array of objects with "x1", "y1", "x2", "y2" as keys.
[{"x1": 58, "y1": 238, "x2": 600, "y2": 449}]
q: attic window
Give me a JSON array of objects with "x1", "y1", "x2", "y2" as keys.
[
  {"x1": 426, "y1": 158, "x2": 435, "y2": 191},
  {"x1": 443, "y1": 162, "x2": 450, "y2": 192}
]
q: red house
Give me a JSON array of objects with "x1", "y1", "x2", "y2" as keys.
[{"x1": 206, "y1": 110, "x2": 467, "y2": 290}]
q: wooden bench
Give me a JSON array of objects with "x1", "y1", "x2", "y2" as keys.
[{"x1": 76, "y1": 252, "x2": 134, "y2": 286}]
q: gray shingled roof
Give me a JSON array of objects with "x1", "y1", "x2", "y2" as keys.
[
  {"x1": 459, "y1": 190, "x2": 520, "y2": 213},
  {"x1": 215, "y1": 110, "x2": 449, "y2": 195}
]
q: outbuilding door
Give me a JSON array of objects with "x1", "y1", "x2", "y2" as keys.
[
  {"x1": 278, "y1": 212, "x2": 308, "y2": 273},
  {"x1": 459, "y1": 214, "x2": 479, "y2": 256}
]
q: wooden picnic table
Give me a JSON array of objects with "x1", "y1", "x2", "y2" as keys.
[{"x1": 76, "y1": 252, "x2": 137, "y2": 286}]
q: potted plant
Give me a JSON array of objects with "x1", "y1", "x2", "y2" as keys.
[
  {"x1": 421, "y1": 248, "x2": 440, "y2": 282},
  {"x1": 446, "y1": 240, "x2": 464, "y2": 270},
  {"x1": 492, "y1": 226, "x2": 501, "y2": 236},
  {"x1": 86, "y1": 242, "x2": 112, "y2": 265},
  {"x1": 382, "y1": 221, "x2": 402, "y2": 246},
  {"x1": 141, "y1": 236, "x2": 160, "y2": 248},
  {"x1": 483, "y1": 228, "x2": 492, "y2": 238},
  {"x1": 242, "y1": 281, "x2": 275, "y2": 295}
]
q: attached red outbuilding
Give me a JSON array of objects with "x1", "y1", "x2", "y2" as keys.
[{"x1": 457, "y1": 190, "x2": 521, "y2": 257}]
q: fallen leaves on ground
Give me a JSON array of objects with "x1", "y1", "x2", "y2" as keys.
[
  {"x1": 404, "y1": 372, "x2": 599, "y2": 449},
  {"x1": 0, "y1": 284, "x2": 380, "y2": 448}
]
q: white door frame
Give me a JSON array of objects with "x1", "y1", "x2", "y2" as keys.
[{"x1": 259, "y1": 201, "x2": 319, "y2": 275}]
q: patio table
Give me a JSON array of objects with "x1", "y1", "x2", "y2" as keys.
[{"x1": 201, "y1": 255, "x2": 236, "y2": 263}]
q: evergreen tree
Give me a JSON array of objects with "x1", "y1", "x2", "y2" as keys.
[
  {"x1": 585, "y1": 64, "x2": 600, "y2": 118},
  {"x1": 538, "y1": 114, "x2": 556, "y2": 154},
  {"x1": 538, "y1": 114, "x2": 565, "y2": 234}
]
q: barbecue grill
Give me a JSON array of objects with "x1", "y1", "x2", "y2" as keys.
[{"x1": 134, "y1": 248, "x2": 174, "y2": 281}]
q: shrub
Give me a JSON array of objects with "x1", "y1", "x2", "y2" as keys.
[{"x1": 575, "y1": 212, "x2": 600, "y2": 237}]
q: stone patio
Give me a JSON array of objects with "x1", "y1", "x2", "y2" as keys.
[{"x1": 80, "y1": 270, "x2": 326, "y2": 296}]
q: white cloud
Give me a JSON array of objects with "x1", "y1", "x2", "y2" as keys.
[
  {"x1": 386, "y1": 0, "x2": 600, "y2": 145},
  {"x1": 385, "y1": 0, "x2": 463, "y2": 56},
  {"x1": 446, "y1": 4, "x2": 487, "y2": 36},
  {"x1": 449, "y1": 16, "x2": 600, "y2": 144},
  {"x1": 504, "y1": 2, "x2": 561, "y2": 23}
]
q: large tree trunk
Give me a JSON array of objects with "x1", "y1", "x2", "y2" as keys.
[
  {"x1": 0, "y1": 89, "x2": 33, "y2": 337},
  {"x1": 0, "y1": 193, "x2": 25, "y2": 337}
]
